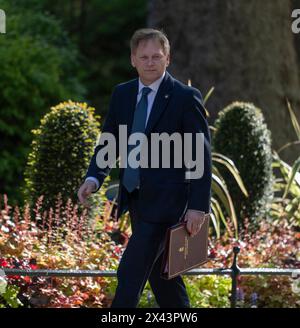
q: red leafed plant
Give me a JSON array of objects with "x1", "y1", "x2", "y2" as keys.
[
  {"x1": 0, "y1": 194, "x2": 131, "y2": 308},
  {"x1": 206, "y1": 217, "x2": 300, "y2": 307}
]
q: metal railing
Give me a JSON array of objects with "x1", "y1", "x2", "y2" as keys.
[{"x1": 2, "y1": 246, "x2": 300, "y2": 308}]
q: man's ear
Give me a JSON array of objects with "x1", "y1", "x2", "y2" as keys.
[
  {"x1": 131, "y1": 54, "x2": 135, "y2": 67},
  {"x1": 166, "y1": 53, "x2": 170, "y2": 67}
]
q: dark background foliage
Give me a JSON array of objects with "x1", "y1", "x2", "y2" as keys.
[{"x1": 0, "y1": 0, "x2": 146, "y2": 205}]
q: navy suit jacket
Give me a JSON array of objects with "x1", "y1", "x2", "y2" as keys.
[{"x1": 85, "y1": 71, "x2": 212, "y2": 224}]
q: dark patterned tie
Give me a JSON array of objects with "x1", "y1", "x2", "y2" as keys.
[{"x1": 122, "y1": 87, "x2": 152, "y2": 192}]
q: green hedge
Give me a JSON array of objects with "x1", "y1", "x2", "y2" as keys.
[
  {"x1": 212, "y1": 102, "x2": 273, "y2": 225},
  {"x1": 23, "y1": 101, "x2": 108, "y2": 220}
]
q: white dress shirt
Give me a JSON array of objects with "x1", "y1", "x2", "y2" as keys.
[{"x1": 86, "y1": 71, "x2": 166, "y2": 191}]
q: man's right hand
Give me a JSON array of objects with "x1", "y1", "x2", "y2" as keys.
[{"x1": 77, "y1": 180, "x2": 97, "y2": 208}]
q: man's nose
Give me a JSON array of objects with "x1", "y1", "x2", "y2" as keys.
[{"x1": 147, "y1": 58, "x2": 154, "y2": 65}]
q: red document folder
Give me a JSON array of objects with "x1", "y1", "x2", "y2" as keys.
[{"x1": 160, "y1": 214, "x2": 210, "y2": 280}]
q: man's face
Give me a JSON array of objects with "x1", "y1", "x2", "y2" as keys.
[{"x1": 131, "y1": 38, "x2": 170, "y2": 85}]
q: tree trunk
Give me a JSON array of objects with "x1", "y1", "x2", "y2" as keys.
[{"x1": 148, "y1": 0, "x2": 300, "y2": 163}]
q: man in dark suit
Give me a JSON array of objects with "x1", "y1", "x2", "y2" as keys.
[{"x1": 78, "y1": 28, "x2": 212, "y2": 308}]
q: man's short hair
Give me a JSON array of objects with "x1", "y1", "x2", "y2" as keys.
[{"x1": 130, "y1": 28, "x2": 170, "y2": 55}]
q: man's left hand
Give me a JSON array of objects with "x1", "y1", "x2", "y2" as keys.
[{"x1": 184, "y1": 210, "x2": 205, "y2": 237}]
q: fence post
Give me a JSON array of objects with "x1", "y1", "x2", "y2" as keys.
[{"x1": 230, "y1": 246, "x2": 241, "y2": 308}]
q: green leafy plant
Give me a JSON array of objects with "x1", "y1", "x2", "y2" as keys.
[
  {"x1": 271, "y1": 152, "x2": 300, "y2": 227},
  {"x1": 212, "y1": 102, "x2": 273, "y2": 225},
  {"x1": 184, "y1": 275, "x2": 231, "y2": 308},
  {"x1": 0, "y1": 0, "x2": 85, "y2": 205},
  {"x1": 270, "y1": 101, "x2": 300, "y2": 227},
  {"x1": 0, "y1": 285, "x2": 22, "y2": 308},
  {"x1": 202, "y1": 89, "x2": 248, "y2": 239},
  {"x1": 23, "y1": 101, "x2": 109, "y2": 220},
  {"x1": 210, "y1": 152, "x2": 248, "y2": 239}
]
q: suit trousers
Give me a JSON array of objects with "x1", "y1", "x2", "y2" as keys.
[{"x1": 110, "y1": 188, "x2": 191, "y2": 308}]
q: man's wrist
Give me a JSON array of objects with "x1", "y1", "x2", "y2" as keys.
[{"x1": 85, "y1": 177, "x2": 99, "y2": 192}]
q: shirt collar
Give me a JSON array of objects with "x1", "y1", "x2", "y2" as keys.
[{"x1": 138, "y1": 71, "x2": 166, "y2": 95}]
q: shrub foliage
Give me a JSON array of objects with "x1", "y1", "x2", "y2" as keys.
[
  {"x1": 213, "y1": 102, "x2": 273, "y2": 224},
  {"x1": 23, "y1": 101, "x2": 107, "y2": 217}
]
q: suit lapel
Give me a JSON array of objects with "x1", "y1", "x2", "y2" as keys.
[
  {"x1": 144, "y1": 71, "x2": 174, "y2": 136},
  {"x1": 126, "y1": 78, "x2": 139, "y2": 137}
]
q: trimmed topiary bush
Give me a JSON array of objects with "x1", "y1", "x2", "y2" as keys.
[
  {"x1": 23, "y1": 101, "x2": 109, "y2": 220},
  {"x1": 212, "y1": 102, "x2": 273, "y2": 224}
]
